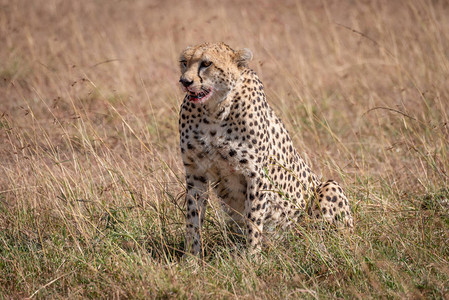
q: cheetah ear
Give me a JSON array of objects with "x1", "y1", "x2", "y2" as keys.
[
  {"x1": 180, "y1": 46, "x2": 193, "y2": 59},
  {"x1": 235, "y1": 48, "x2": 253, "y2": 68}
]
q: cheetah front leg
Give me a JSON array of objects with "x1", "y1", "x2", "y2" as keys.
[
  {"x1": 244, "y1": 176, "x2": 268, "y2": 254},
  {"x1": 184, "y1": 169, "x2": 209, "y2": 256}
]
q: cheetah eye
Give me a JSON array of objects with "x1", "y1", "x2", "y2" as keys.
[
  {"x1": 180, "y1": 60, "x2": 187, "y2": 68},
  {"x1": 200, "y1": 60, "x2": 212, "y2": 69}
]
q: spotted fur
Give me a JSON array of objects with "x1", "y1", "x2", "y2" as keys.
[{"x1": 178, "y1": 42, "x2": 353, "y2": 255}]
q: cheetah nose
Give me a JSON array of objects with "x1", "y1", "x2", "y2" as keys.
[{"x1": 179, "y1": 77, "x2": 193, "y2": 88}]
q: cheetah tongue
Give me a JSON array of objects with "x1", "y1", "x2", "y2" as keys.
[{"x1": 188, "y1": 90, "x2": 209, "y2": 102}]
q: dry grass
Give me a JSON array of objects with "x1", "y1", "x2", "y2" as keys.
[{"x1": 1, "y1": 0, "x2": 448, "y2": 298}]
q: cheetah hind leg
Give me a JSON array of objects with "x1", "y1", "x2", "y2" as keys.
[{"x1": 308, "y1": 180, "x2": 354, "y2": 232}]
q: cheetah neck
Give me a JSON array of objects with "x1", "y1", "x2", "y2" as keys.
[{"x1": 206, "y1": 68, "x2": 257, "y2": 121}]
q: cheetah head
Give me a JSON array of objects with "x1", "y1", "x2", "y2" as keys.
[{"x1": 179, "y1": 42, "x2": 252, "y2": 104}]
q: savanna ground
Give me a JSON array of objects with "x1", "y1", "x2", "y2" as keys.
[{"x1": 1, "y1": 0, "x2": 448, "y2": 298}]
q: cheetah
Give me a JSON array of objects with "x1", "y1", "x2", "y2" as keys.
[{"x1": 178, "y1": 42, "x2": 354, "y2": 255}]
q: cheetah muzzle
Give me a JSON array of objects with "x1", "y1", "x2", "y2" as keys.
[{"x1": 178, "y1": 42, "x2": 354, "y2": 256}]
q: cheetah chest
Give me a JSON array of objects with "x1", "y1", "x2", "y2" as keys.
[{"x1": 180, "y1": 114, "x2": 251, "y2": 206}]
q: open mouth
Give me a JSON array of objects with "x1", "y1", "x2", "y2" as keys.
[{"x1": 187, "y1": 88, "x2": 212, "y2": 103}]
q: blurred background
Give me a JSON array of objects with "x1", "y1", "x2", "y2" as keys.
[
  {"x1": 2, "y1": 0, "x2": 448, "y2": 191},
  {"x1": 0, "y1": 0, "x2": 448, "y2": 297}
]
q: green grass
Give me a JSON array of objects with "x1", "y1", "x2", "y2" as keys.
[{"x1": 1, "y1": 188, "x2": 447, "y2": 298}]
